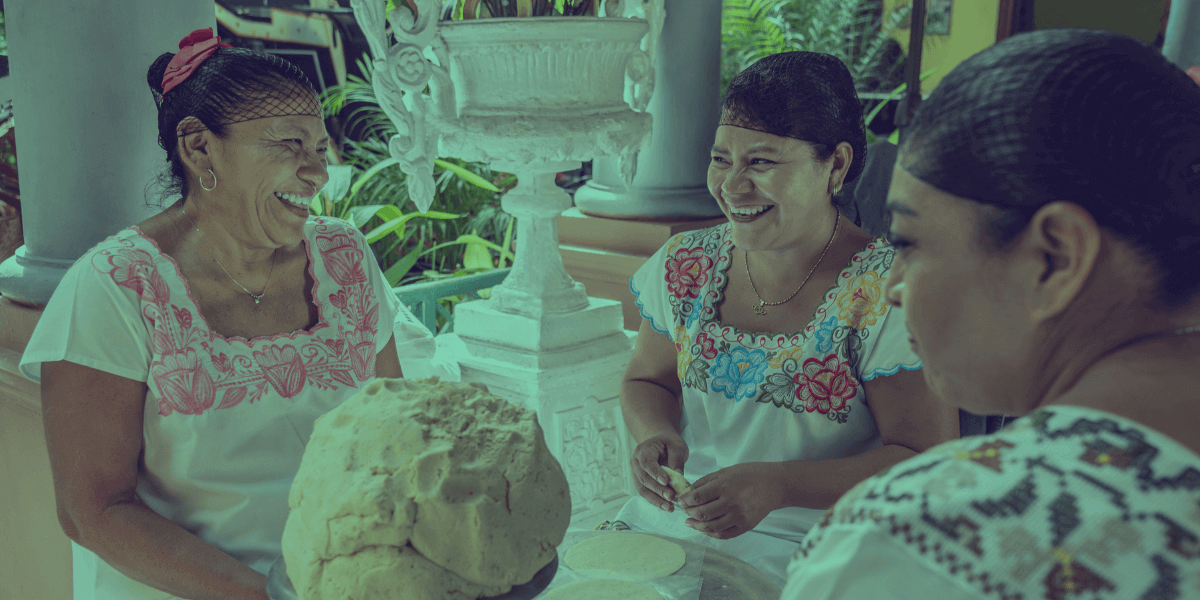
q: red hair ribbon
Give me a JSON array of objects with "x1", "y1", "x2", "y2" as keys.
[{"x1": 161, "y1": 28, "x2": 233, "y2": 95}]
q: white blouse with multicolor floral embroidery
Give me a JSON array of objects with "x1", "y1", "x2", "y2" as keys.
[
  {"x1": 20, "y1": 216, "x2": 433, "y2": 600},
  {"x1": 629, "y1": 223, "x2": 921, "y2": 541}
]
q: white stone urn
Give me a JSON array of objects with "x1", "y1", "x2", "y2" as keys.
[
  {"x1": 350, "y1": 0, "x2": 662, "y2": 335},
  {"x1": 435, "y1": 16, "x2": 655, "y2": 320}
]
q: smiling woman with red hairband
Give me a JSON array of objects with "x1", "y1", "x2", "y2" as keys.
[{"x1": 18, "y1": 28, "x2": 433, "y2": 600}]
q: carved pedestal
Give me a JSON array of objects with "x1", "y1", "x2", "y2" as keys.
[
  {"x1": 434, "y1": 330, "x2": 636, "y2": 521},
  {"x1": 446, "y1": 164, "x2": 637, "y2": 521}
]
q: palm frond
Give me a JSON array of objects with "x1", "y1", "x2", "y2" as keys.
[{"x1": 722, "y1": 0, "x2": 909, "y2": 96}]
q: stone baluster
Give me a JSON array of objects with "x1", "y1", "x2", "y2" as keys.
[{"x1": 487, "y1": 162, "x2": 590, "y2": 318}]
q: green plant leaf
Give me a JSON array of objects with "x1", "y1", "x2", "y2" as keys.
[
  {"x1": 434, "y1": 158, "x2": 500, "y2": 192},
  {"x1": 888, "y1": 129, "x2": 900, "y2": 144},
  {"x1": 499, "y1": 214, "x2": 515, "y2": 267},
  {"x1": 420, "y1": 237, "x2": 487, "y2": 257},
  {"x1": 862, "y1": 68, "x2": 936, "y2": 128},
  {"x1": 384, "y1": 247, "x2": 424, "y2": 286},
  {"x1": 349, "y1": 204, "x2": 404, "y2": 228},
  {"x1": 463, "y1": 240, "x2": 494, "y2": 271},
  {"x1": 348, "y1": 157, "x2": 400, "y2": 202},
  {"x1": 454, "y1": 233, "x2": 507, "y2": 254},
  {"x1": 322, "y1": 164, "x2": 355, "y2": 204},
  {"x1": 364, "y1": 211, "x2": 460, "y2": 243},
  {"x1": 310, "y1": 195, "x2": 324, "y2": 216}
]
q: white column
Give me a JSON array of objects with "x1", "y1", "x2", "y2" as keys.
[
  {"x1": 573, "y1": 0, "x2": 724, "y2": 220},
  {"x1": 0, "y1": 0, "x2": 213, "y2": 305},
  {"x1": 1164, "y1": 0, "x2": 1200, "y2": 70}
]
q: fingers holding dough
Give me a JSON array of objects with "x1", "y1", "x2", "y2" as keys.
[{"x1": 660, "y1": 466, "x2": 693, "y2": 496}]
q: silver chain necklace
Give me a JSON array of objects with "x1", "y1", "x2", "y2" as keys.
[
  {"x1": 179, "y1": 203, "x2": 277, "y2": 305},
  {"x1": 746, "y1": 211, "x2": 840, "y2": 315}
]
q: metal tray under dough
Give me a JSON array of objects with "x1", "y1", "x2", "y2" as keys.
[
  {"x1": 642, "y1": 533, "x2": 782, "y2": 600},
  {"x1": 266, "y1": 553, "x2": 558, "y2": 600}
]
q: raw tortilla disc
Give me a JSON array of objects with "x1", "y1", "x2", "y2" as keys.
[
  {"x1": 660, "y1": 466, "x2": 693, "y2": 495},
  {"x1": 541, "y1": 578, "x2": 665, "y2": 600},
  {"x1": 563, "y1": 533, "x2": 686, "y2": 579}
]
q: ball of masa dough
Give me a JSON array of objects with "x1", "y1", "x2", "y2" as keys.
[{"x1": 282, "y1": 377, "x2": 571, "y2": 600}]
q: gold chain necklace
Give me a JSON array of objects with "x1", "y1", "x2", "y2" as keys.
[
  {"x1": 746, "y1": 211, "x2": 840, "y2": 316},
  {"x1": 179, "y1": 203, "x2": 277, "y2": 305}
]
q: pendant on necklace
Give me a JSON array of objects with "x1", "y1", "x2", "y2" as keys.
[
  {"x1": 250, "y1": 294, "x2": 263, "y2": 305},
  {"x1": 753, "y1": 301, "x2": 767, "y2": 315}
]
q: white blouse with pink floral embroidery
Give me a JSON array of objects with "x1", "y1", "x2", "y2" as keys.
[{"x1": 20, "y1": 216, "x2": 433, "y2": 600}]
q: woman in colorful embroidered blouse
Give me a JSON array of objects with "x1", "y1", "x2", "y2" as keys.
[
  {"x1": 612, "y1": 52, "x2": 960, "y2": 585},
  {"x1": 783, "y1": 30, "x2": 1200, "y2": 599},
  {"x1": 19, "y1": 30, "x2": 432, "y2": 600}
]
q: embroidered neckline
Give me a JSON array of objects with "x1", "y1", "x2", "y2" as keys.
[
  {"x1": 704, "y1": 222, "x2": 888, "y2": 346},
  {"x1": 128, "y1": 222, "x2": 328, "y2": 346},
  {"x1": 1033, "y1": 404, "x2": 1200, "y2": 463}
]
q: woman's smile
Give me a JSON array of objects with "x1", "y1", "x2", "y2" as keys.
[
  {"x1": 728, "y1": 204, "x2": 775, "y2": 223},
  {"x1": 274, "y1": 191, "x2": 313, "y2": 220}
]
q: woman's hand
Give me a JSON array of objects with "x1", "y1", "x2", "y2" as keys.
[
  {"x1": 678, "y1": 462, "x2": 783, "y2": 540},
  {"x1": 630, "y1": 432, "x2": 689, "y2": 512}
]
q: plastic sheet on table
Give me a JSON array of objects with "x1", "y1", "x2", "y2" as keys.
[{"x1": 535, "y1": 529, "x2": 704, "y2": 600}]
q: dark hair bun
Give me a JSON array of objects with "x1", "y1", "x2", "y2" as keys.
[{"x1": 147, "y1": 52, "x2": 175, "y2": 106}]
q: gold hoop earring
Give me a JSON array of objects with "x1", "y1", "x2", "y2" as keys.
[{"x1": 200, "y1": 168, "x2": 217, "y2": 192}]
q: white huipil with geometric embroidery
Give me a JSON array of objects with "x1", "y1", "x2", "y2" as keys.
[
  {"x1": 782, "y1": 405, "x2": 1200, "y2": 600},
  {"x1": 625, "y1": 223, "x2": 921, "y2": 542},
  {"x1": 21, "y1": 217, "x2": 434, "y2": 600}
]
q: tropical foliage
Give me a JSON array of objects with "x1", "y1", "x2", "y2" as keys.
[
  {"x1": 317, "y1": 55, "x2": 515, "y2": 288},
  {"x1": 720, "y1": 0, "x2": 911, "y2": 95},
  {"x1": 722, "y1": 0, "x2": 929, "y2": 144}
]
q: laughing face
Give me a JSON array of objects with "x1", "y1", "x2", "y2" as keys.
[
  {"x1": 707, "y1": 125, "x2": 843, "y2": 251},
  {"x1": 185, "y1": 90, "x2": 329, "y2": 249}
]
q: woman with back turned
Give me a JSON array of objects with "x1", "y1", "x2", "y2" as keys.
[{"x1": 783, "y1": 29, "x2": 1200, "y2": 599}]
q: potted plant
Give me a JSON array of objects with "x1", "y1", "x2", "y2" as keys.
[{"x1": 452, "y1": 0, "x2": 600, "y2": 19}]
